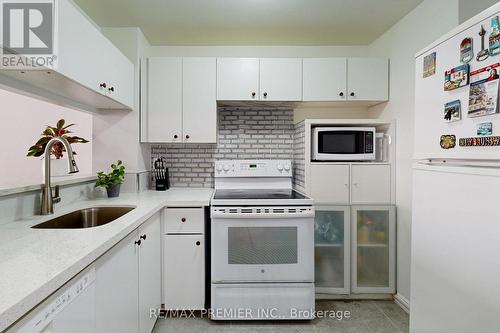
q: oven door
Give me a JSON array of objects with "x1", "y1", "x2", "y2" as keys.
[
  {"x1": 211, "y1": 206, "x2": 315, "y2": 283},
  {"x1": 313, "y1": 127, "x2": 375, "y2": 161}
]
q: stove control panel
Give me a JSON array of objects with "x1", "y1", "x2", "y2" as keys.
[{"x1": 215, "y1": 160, "x2": 292, "y2": 177}]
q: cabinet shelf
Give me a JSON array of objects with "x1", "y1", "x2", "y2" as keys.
[
  {"x1": 315, "y1": 243, "x2": 344, "y2": 248},
  {"x1": 357, "y1": 243, "x2": 388, "y2": 248}
]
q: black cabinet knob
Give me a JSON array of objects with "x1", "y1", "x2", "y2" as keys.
[
  {"x1": 251, "y1": 92, "x2": 256, "y2": 97},
  {"x1": 100, "y1": 83, "x2": 107, "y2": 88},
  {"x1": 196, "y1": 241, "x2": 201, "y2": 246},
  {"x1": 140, "y1": 234, "x2": 147, "y2": 240},
  {"x1": 181, "y1": 218, "x2": 186, "y2": 222},
  {"x1": 185, "y1": 135, "x2": 190, "y2": 139},
  {"x1": 108, "y1": 87, "x2": 115, "y2": 92},
  {"x1": 350, "y1": 92, "x2": 355, "y2": 97},
  {"x1": 134, "y1": 239, "x2": 141, "y2": 246},
  {"x1": 174, "y1": 134, "x2": 178, "y2": 139},
  {"x1": 263, "y1": 92, "x2": 268, "y2": 97},
  {"x1": 339, "y1": 92, "x2": 344, "y2": 97}
]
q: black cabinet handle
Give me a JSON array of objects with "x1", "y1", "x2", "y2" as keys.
[
  {"x1": 134, "y1": 239, "x2": 141, "y2": 246},
  {"x1": 140, "y1": 234, "x2": 147, "y2": 240},
  {"x1": 174, "y1": 134, "x2": 178, "y2": 139},
  {"x1": 181, "y1": 218, "x2": 186, "y2": 222},
  {"x1": 339, "y1": 92, "x2": 344, "y2": 97},
  {"x1": 196, "y1": 241, "x2": 201, "y2": 246},
  {"x1": 350, "y1": 92, "x2": 355, "y2": 97},
  {"x1": 263, "y1": 92, "x2": 268, "y2": 97},
  {"x1": 108, "y1": 87, "x2": 115, "y2": 92},
  {"x1": 251, "y1": 92, "x2": 256, "y2": 97},
  {"x1": 99, "y1": 83, "x2": 107, "y2": 88},
  {"x1": 185, "y1": 135, "x2": 190, "y2": 139}
]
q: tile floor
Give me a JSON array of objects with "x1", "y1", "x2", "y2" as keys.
[{"x1": 153, "y1": 300, "x2": 409, "y2": 333}]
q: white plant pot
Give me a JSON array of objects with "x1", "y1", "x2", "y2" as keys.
[{"x1": 43, "y1": 157, "x2": 72, "y2": 178}]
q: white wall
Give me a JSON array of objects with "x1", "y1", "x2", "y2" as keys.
[
  {"x1": 0, "y1": 88, "x2": 93, "y2": 188},
  {"x1": 367, "y1": 0, "x2": 460, "y2": 303},
  {"x1": 459, "y1": 0, "x2": 499, "y2": 23}
]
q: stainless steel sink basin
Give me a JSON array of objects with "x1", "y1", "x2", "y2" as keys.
[{"x1": 32, "y1": 206, "x2": 136, "y2": 229}]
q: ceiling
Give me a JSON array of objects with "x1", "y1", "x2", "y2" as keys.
[{"x1": 73, "y1": 0, "x2": 424, "y2": 46}]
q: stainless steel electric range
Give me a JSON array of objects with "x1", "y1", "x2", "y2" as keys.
[{"x1": 210, "y1": 160, "x2": 315, "y2": 320}]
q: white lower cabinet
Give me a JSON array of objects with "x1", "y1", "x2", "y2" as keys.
[
  {"x1": 313, "y1": 205, "x2": 395, "y2": 295},
  {"x1": 351, "y1": 164, "x2": 391, "y2": 204},
  {"x1": 95, "y1": 213, "x2": 161, "y2": 333},
  {"x1": 351, "y1": 205, "x2": 396, "y2": 294},
  {"x1": 314, "y1": 206, "x2": 350, "y2": 294},
  {"x1": 163, "y1": 208, "x2": 205, "y2": 310},
  {"x1": 310, "y1": 164, "x2": 350, "y2": 204}
]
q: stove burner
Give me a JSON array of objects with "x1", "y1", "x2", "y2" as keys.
[{"x1": 213, "y1": 189, "x2": 307, "y2": 200}]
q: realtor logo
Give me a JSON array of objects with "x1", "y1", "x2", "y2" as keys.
[{"x1": 1, "y1": 0, "x2": 57, "y2": 69}]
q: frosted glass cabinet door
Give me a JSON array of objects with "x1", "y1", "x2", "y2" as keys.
[
  {"x1": 314, "y1": 206, "x2": 350, "y2": 294},
  {"x1": 351, "y1": 206, "x2": 395, "y2": 293}
]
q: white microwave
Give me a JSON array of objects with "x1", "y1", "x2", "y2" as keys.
[{"x1": 312, "y1": 127, "x2": 376, "y2": 161}]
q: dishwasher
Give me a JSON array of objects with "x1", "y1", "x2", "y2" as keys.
[{"x1": 7, "y1": 268, "x2": 96, "y2": 333}]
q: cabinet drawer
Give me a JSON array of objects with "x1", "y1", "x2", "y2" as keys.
[{"x1": 164, "y1": 208, "x2": 204, "y2": 233}]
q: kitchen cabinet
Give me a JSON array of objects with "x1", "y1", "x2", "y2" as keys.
[
  {"x1": 310, "y1": 164, "x2": 350, "y2": 204},
  {"x1": 95, "y1": 213, "x2": 161, "y2": 333},
  {"x1": 351, "y1": 206, "x2": 395, "y2": 293},
  {"x1": 57, "y1": 0, "x2": 134, "y2": 108},
  {"x1": 217, "y1": 58, "x2": 260, "y2": 100},
  {"x1": 303, "y1": 58, "x2": 347, "y2": 101},
  {"x1": 146, "y1": 57, "x2": 183, "y2": 142},
  {"x1": 260, "y1": 58, "x2": 302, "y2": 101},
  {"x1": 314, "y1": 206, "x2": 350, "y2": 294},
  {"x1": 163, "y1": 207, "x2": 205, "y2": 310},
  {"x1": 182, "y1": 58, "x2": 217, "y2": 143},
  {"x1": 351, "y1": 164, "x2": 391, "y2": 204},
  {"x1": 347, "y1": 58, "x2": 389, "y2": 101},
  {"x1": 144, "y1": 57, "x2": 216, "y2": 143}
]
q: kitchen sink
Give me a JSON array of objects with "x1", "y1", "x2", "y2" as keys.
[{"x1": 31, "y1": 206, "x2": 136, "y2": 229}]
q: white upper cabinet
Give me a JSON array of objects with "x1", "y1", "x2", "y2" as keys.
[
  {"x1": 146, "y1": 57, "x2": 183, "y2": 143},
  {"x1": 303, "y1": 58, "x2": 347, "y2": 101},
  {"x1": 183, "y1": 58, "x2": 217, "y2": 143},
  {"x1": 347, "y1": 58, "x2": 389, "y2": 101},
  {"x1": 56, "y1": 0, "x2": 134, "y2": 109},
  {"x1": 217, "y1": 58, "x2": 260, "y2": 100},
  {"x1": 260, "y1": 58, "x2": 302, "y2": 101}
]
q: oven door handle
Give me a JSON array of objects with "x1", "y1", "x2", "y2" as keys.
[{"x1": 211, "y1": 206, "x2": 315, "y2": 219}]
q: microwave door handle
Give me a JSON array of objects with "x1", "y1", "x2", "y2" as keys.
[{"x1": 385, "y1": 134, "x2": 392, "y2": 145}]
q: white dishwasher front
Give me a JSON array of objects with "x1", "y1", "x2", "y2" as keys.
[{"x1": 7, "y1": 268, "x2": 96, "y2": 333}]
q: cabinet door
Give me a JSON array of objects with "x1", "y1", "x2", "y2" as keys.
[
  {"x1": 107, "y1": 46, "x2": 135, "y2": 108},
  {"x1": 260, "y1": 58, "x2": 302, "y2": 101},
  {"x1": 138, "y1": 214, "x2": 161, "y2": 333},
  {"x1": 351, "y1": 206, "x2": 395, "y2": 293},
  {"x1": 164, "y1": 235, "x2": 205, "y2": 310},
  {"x1": 309, "y1": 164, "x2": 350, "y2": 204},
  {"x1": 146, "y1": 57, "x2": 182, "y2": 142},
  {"x1": 347, "y1": 58, "x2": 389, "y2": 101},
  {"x1": 183, "y1": 58, "x2": 217, "y2": 143},
  {"x1": 351, "y1": 164, "x2": 391, "y2": 204},
  {"x1": 217, "y1": 58, "x2": 259, "y2": 100},
  {"x1": 95, "y1": 231, "x2": 139, "y2": 333},
  {"x1": 303, "y1": 58, "x2": 347, "y2": 101},
  {"x1": 314, "y1": 206, "x2": 350, "y2": 294}
]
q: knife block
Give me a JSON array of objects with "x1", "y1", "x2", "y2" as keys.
[{"x1": 155, "y1": 169, "x2": 169, "y2": 191}]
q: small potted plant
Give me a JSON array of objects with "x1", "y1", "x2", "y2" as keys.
[
  {"x1": 27, "y1": 119, "x2": 89, "y2": 177},
  {"x1": 95, "y1": 160, "x2": 126, "y2": 198}
]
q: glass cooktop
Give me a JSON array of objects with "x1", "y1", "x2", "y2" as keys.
[{"x1": 213, "y1": 189, "x2": 308, "y2": 200}]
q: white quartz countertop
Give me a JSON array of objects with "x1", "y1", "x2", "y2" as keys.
[{"x1": 0, "y1": 188, "x2": 213, "y2": 332}]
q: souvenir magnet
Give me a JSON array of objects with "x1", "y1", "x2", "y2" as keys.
[
  {"x1": 477, "y1": 122, "x2": 493, "y2": 136},
  {"x1": 444, "y1": 100, "x2": 461, "y2": 122},
  {"x1": 489, "y1": 16, "x2": 500, "y2": 56},
  {"x1": 444, "y1": 64, "x2": 469, "y2": 91},
  {"x1": 459, "y1": 136, "x2": 500, "y2": 147},
  {"x1": 477, "y1": 25, "x2": 489, "y2": 61},
  {"x1": 440, "y1": 135, "x2": 456, "y2": 149},
  {"x1": 423, "y1": 52, "x2": 436, "y2": 78},
  {"x1": 460, "y1": 37, "x2": 474, "y2": 63},
  {"x1": 468, "y1": 63, "x2": 500, "y2": 117}
]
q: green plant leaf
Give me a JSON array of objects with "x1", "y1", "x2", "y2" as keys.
[{"x1": 56, "y1": 119, "x2": 65, "y2": 129}]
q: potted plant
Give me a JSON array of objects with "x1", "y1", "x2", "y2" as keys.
[
  {"x1": 95, "y1": 160, "x2": 126, "y2": 198},
  {"x1": 27, "y1": 119, "x2": 89, "y2": 177}
]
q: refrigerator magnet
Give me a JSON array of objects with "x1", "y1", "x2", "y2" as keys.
[
  {"x1": 468, "y1": 63, "x2": 500, "y2": 118},
  {"x1": 444, "y1": 64, "x2": 469, "y2": 91},
  {"x1": 423, "y1": 52, "x2": 436, "y2": 78},
  {"x1": 477, "y1": 25, "x2": 489, "y2": 61},
  {"x1": 459, "y1": 136, "x2": 500, "y2": 147},
  {"x1": 489, "y1": 16, "x2": 500, "y2": 56},
  {"x1": 460, "y1": 37, "x2": 474, "y2": 63},
  {"x1": 477, "y1": 122, "x2": 493, "y2": 136},
  {"x1": 440, "y1": 135, "x2": 456, "y2": 149},
  {"x1": 444, "y1": 100, "x2": 461, "y2": 122}
]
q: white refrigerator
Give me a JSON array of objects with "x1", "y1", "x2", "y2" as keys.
[{"x1": 412, "y1": 3, "x2": 500, "y2": 333}]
